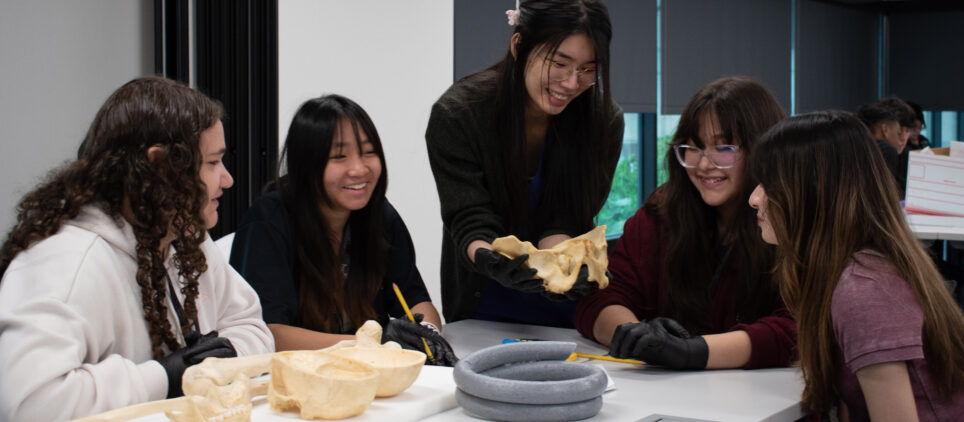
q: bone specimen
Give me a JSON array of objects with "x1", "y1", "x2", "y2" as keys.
[
  {"x1": 268, "y1": 351, "x2": 380, "y2": 420},
  {"x1": 71, "y1": 320, "x2": 421, "y2": 421},
  {"x1": 330, "y1": 347, "x2": 426, "y2": 397},
  {"x1": 491, "y1": 225, "x2": 609, "y2": 293}
]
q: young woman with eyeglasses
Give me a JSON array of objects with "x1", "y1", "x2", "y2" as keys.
[
  {"x1": 425, "y1": 0, "x2": 623, "y2": 327},
  {"x1": 574, "y1": 76, "x2": 797, "y2": 370},
  {"x1": 749, "y1": 110, "x2": 964, "y2": 420}
]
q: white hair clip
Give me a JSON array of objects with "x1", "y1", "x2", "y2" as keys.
[{"x1": 506, "y1": 0, "x2": 521, "y2": 26}]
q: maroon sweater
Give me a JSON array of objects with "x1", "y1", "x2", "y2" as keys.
[{"x1": 575, "y1": 207, "x2": 797, "y2": 369}]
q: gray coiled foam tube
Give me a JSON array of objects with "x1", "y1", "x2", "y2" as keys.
[{"x1": 453, "y1": 341, "x2": 607, "y2": 421}]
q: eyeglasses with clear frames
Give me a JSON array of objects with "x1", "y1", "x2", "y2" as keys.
[
  {"x1": 547, "y1": 60, "x2": 598, "y2": 87},
  {"x1": 673, "y1": 144, "x2": 741, "y2": 169}
]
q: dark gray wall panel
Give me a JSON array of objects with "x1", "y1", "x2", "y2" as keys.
[
  {"x1": 662, "y1": 0, "x2": 792, "y2": 114},
  {"x1": 454, "y1": 0, "x2": 513, "y2": 81},
  {"x1": 796, "y1": 0, "x2": 878, "y2": 114},
  {"x1": 889, "y1": 11, "x2": 964, "y2": 110},
  {"x1": 607, "y1": 0, "x2": 657, "y2": 113}
]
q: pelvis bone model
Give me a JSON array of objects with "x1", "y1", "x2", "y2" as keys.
[
  {"x1": 73, "y1": 320, "x2": 423, "y2": 422},
  {"x1": 492, "y1": 225, "x2": 610, "y2": 294}
]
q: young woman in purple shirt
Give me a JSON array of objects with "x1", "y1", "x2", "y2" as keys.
[{"x1": 749, "y1": 110, "x2": 964, "y2": 421}]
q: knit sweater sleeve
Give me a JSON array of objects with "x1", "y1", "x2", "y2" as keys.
[
  {"x1": 425, "y1": 96, "x2": 504, "y2": 270},
  {"x1": 575, "y1": 206, "x2": 661, "y2": 341},
  {"x1": 730, "y1": 304, "x2": 797, "y2": 369}
]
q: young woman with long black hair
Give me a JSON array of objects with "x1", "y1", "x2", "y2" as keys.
[
  {"x1": 231, "y1": 94, "x2": 456, "y2": 365},
  {"x1": 426, "y1": 0, "x2": 624, "y2": 327}
]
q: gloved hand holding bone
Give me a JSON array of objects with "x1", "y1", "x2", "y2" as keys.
[{"x1": 491, "y1": 225, "x2": 611, "y2": 295}]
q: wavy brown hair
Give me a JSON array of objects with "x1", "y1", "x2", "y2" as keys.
[
  {"x1": 648, "y1": 76, "x2": 785, "y2": 333},
  {"x1": 0, "y1": 76, "x2": 223, "y2": 359},
  {"x1": 753, "y1": 110, "x2": 964, "y2": 412}
]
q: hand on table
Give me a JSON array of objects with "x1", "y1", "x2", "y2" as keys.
[
  {"x1": 608, "y1": 317, "x2": 708, "y2": 370},
  {"x1": 383, "y1": 314, "x2": 459, "y2": 367},
  {"x1": 158, "y1": 330, "x2": 237, "y2": 398}
]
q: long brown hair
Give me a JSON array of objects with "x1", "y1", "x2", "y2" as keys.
[
  {"x1": 753, "y1": 110, "x2": 964, "y2": 412},
  {"x1": 0, "y1": 76, "x2": 222, "y2": 359},
  {"x1": 276, "y1": 95, "x2": 388, "y2": 333},
  {"x1": 649, "y1": 76, "x2": 785, "y2": 333}
]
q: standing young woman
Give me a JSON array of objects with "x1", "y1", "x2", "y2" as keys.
[
  {"x1": 425, "y1": 0, "x2": 624, "y2": 327},
  {"x1": 0, "y1": 77, "x2": 274, "y2": 420},
  {"x1": 749, "y1": 110, "x2": 964, "y2": 421},
  {"x1": 231, "y1": 95, "x2": 456, "y2": 365},
  {"x1": 575, "y1": 76, "x2": 796, "y2": 370}
]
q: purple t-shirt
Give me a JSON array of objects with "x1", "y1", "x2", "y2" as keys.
[{"x1": 832, "y1": 251, "x2": 964, "y2": 421}]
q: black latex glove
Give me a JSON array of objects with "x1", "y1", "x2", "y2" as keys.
[
  {"x1": 474, "y1": 248, "x2": 543, "y2": 293},
  {"x1": 609, "y1": 317, "x2": 708, "y2": 370},
  {"x1": 158, "y1": 330, "x2": 238, "y2": 398},
  {"x1": 382, "y1": 315, "x2": 459, "y2": 367},
  {"x1": 541, "y1": 265, "x2": 606, "y2": 302}
]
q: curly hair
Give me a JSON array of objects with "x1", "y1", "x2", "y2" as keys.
[{"x1": 0, "y1": 76, "x2": 222, "y2": 359}]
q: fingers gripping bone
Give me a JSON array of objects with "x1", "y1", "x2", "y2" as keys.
[{"x1": 492, "y1": 225, "x2": 610, "y2": 294}]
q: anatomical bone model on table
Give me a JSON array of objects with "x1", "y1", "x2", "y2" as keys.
[{"x1": 74, "y1": 320, "x2": 425, "y2": 421}]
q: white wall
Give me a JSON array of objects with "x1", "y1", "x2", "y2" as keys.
[
  {"x1": 278, "y1": 1, "x2": 454, "y2": 319},
  {"x1": 0, "y1": 0, "x2": 153, "y2": 233}
]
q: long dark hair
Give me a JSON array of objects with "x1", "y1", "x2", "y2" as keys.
[
  {"x1": 277, "y1": 94, "x2": 388, "y2": 333},
  {"x1": 462, "y1": 0, "x2": 618, "y2": 235},
  {"x1": 0, "y1": 76, "x2": 221, "y2": 359},
  {"x1": 753, "y1": 110, "x2": 964, "y2": 412},
  {"x1": 649, "y1": 76, "x2": 785, "y2": 333}
]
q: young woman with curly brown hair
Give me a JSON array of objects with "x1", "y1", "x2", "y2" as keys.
[{"x1": 0, "y1": 76, "x2": 274, "y2": 420}]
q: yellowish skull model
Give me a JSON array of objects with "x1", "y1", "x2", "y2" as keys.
[
  {"x1": 72, "y1": 321, "x2": 422, "y2": 422},
  {"x1": 491, "y1": 225, "x2": 609, "y2": 294},
  {"x1": 268, "y1": 351, "x2": 380, "y2": 420}
]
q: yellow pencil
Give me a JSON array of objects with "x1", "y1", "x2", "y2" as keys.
[
  {"x1": 573, "y1": 352, "x2": 643, "y2": 365},
  {"x1": 392, "y1": 284, "x2": 435, "y2": 363}
]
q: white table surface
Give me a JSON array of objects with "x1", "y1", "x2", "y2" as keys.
[
  {"x1": 425, "y1": 319, "x2": 805, "y2": 422},
  {"x1": 118, "y1": 366, "x2": 457, "y2": 422}
]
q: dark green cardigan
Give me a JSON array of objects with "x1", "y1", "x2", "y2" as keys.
[{"x1": 425, "y1": 71, "x2": 624, "y2": 322}]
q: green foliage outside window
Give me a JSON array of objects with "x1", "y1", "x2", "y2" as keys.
[
  {"x1": 656, "y1": 133, "x2": 672, "y2": 188},
  {"x1": 595, "y1": 151, "x2": 639, "y2": 238}
]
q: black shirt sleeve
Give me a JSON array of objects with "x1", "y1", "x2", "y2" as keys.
[
  {"x1": 378, "y1": 201, "x2": 433, "y2": 318},
  {"x1": 229, "y1": 191, "x2": 299, "y2": 325}
]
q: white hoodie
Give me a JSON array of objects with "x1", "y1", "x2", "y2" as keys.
[{"x1": 0, "y1": 205, "x2": 274, "y2": 421}]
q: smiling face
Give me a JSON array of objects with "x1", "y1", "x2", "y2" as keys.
[
  {"x1": 748, "y1": 184, "x2": 776, "y2": 245},
  {"x1": 198, "y1": 120, "x2": 233, "y2": 229},
  {"x1": 521, "y1": 32, "x2": 597, "y2": 118},
  {"x1": 319, "y1": 118, "x2": 382, "y2": 225},
  {"x1": 685, "y1": 111, "x2": 745, "y2": 209}
]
